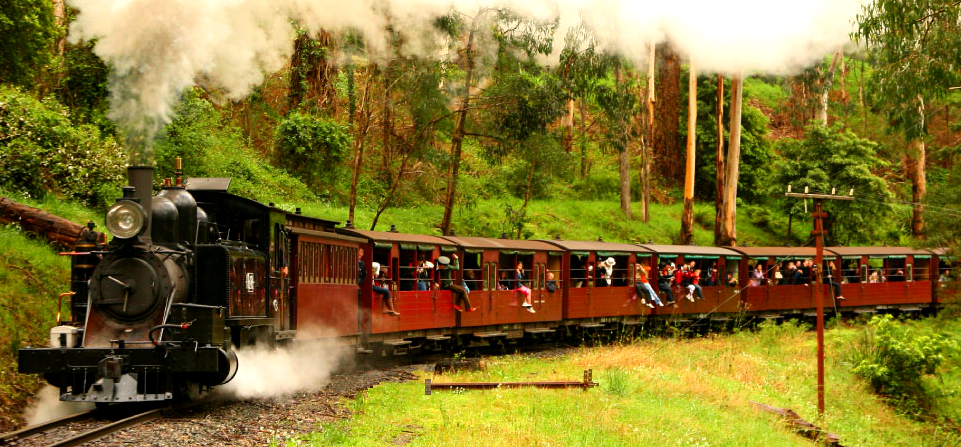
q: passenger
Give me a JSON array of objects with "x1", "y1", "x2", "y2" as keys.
[
  {"x1": 877, "y1": 269, "x2": 887, "y2": 283},
  {"x1": 357, "y1": 248, "x2": 367, "y2": 287},
  {"x1": 690, "y1": 268, "x2": 704, "y2": 300},
  {"x1": 657, "y1": 262, "x2": 676, "y2": 306},
  {"x1": 498, "y1": 271, "x2": 512, "y2": 290},
  {"x1": 436, "y1": 254, "x2": 475, "y2": 312},
  {"x1": 868, "y1": 270, "x2": 879, "y2": 283},
  {"x1": 798, "y1": 259, "x2": 813, "y2": 285},
  {"x1": 787, "y1": 262, "x2": 802, "y2": 285},
  {"x1": 416, "y1": 259, "x2": 434, "y2": 291},
  {"x1": 750, "y1": 264, "x2": 765, "y2": 287},
  {"x1": 515, "y1": 261, "x2": 535, "y2": 313},
  {"x1": 703, "y1": 263, "x2": 719, "y2": 287},
  {"x1": 772, "y1": 262, "x2": 784, "y2": 285},
  {"x1": 939, "y1": 270, "x2": 951, "y2": 286},
  {"x1": 463, "y1": 270, "x2": 477, "y2": 293},
  {"x1": 598, "y1": 257, "x2": 616, "y2": 287},
  {"x1": 546, "y1": 271, "x2": 558, "y2": 293},
  {"x1": 726, "y1": 273, "x2": 739, "y2": 287},
  {"x1": 372, "y1": 262, "x2": 400, "y2": 315},
  {"x1": 827, "y1": 261, "x2": 844, "y2": 301},
  {"x1": 890, "y1": 269, "x2": 905, "y2": 282},
  {"x1": 633, "y1": 265, "x2": 661, "y2": 308}
]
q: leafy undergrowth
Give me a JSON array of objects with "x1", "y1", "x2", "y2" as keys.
[
  {"x1": 0, "y1": 225, "x2": 71, "y2": 431},
  {"x1": 298, "y1": 317, "x2": 961, "y2": 447}
]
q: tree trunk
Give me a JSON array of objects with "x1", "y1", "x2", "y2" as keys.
[
  {"x1": 642, "y1": 41, "x2": 655, "y2": 224},
  {"x1": 348, "y1": 67, "x2": 374, "y2": 226},
  {"x1": 288, "y1": 30, "x2": 336, "y2": 113},
  {"x1": 616, "y1": 62, "x2": 631, "y2": 219},
  {"x1": 787, "y1": 212, "x2": 793, "y2": 242},
  {"x1": 719, "y1": 77, "x2": 743, "y2": 246},
  {"x1": 655, "y1": 44, "x2": 682, "y2": 182},
  {"x1": 381, "y1": 71, "x2": 393, "y2": 186},
  {"x1": 0, "y1": 197, "x2": 105, "y2": 249},
  {"x1": 52, "y1": 0, "x2": 66, "y2": 57},
  {"x1": 564, "y1": 99, "x2": 575, "y2": 153},
  {"x1": 680, "y1": 61, "x2": 697, "y2": 245},
  {"x1": 370, "y1": 152, "x2": 414, "y2": 231},
  {"x1": 714, "y1": 74, "x2": 725, "y2": 245},
  {"x1": 578, "y1": 100, "x2": 589, "y2": 179},
  {"x1": 907, "y1": 137, "x2": 927, "y2": 237},
  {"x1": 815, "y1": 50, "x2": 842, "y2": 126},
  {"x1": 440, "y1": 27, "x2": 476, "y2": 235}
]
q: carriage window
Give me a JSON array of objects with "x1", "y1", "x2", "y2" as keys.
[
  {"x1": 912, "y1": 257, "x2": 931, "y2": 281},
  {"x1": 571, "y1": 255, "x2": 591, "y2": 288},
  {"x1": 461, "y1": 252, "x2": 483, "y2": 293}
]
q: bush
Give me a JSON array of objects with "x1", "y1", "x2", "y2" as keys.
[
  {"x1": 851, "y1": 315, "x2": 957, "y2": 414},
  {"x1": 0, "y1": 85, "x2": 124, "y2": 207},
  {"x1": 274, "y1": 112, "x2": 350, "y2": 194}
]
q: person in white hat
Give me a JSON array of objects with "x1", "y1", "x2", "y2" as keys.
[
  {"x1": 436, "y1": 254, "x2": 475, "y2": 312},
  {"x1": 599, "y1": 257, "x2": 616, "y2": 287}
]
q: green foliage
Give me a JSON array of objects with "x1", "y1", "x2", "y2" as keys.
[
  {"x1": 856, "y1": 0, "x2": 961, "y2": 139},
  {"x1": 772, "y1": 125, "x2": 893, "y2": 245},
  {"x1": 274, "y1": 112, "x2": 350, "y2": 193},
  {"x1": 851, "y1": 315, "x2": 957, "y2": 415},
  {"x1": 691, "y1": 77, "x2": 775, "y2": 203},
  {"x1": 0, "y1": 0, "x2": 58, "y2": 87},
  {"x1": 0, "y1": 85, "x2": 124, "y2": 207},
  {"x1": 155, "y1": 90, "x2": 316, "y2": 204},
  {"x1": 56, "y1": 42, "x2": 111, "y2": 129}
]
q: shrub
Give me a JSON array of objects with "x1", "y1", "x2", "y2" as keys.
[
  {"x1": 851, "y1": 315, "x2": 957, "y2": 414},
  {"x1": 274, "y1": 112, "x2": 350, "y2": 193},
  {"x1": 0, "y1": 85, "x2": 124, "y2": 207}
]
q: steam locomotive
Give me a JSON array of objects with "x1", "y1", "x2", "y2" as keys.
[{"x1": 18, "y1": 161, "x2": 954, "y2": 405}]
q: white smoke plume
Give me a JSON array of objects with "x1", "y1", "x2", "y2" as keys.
[
  {"x1": 67, "y1": 0, "x2": 861, "y2": 161},
  {"x1": 217, "y1": 338, "x2": 351, "y2": 399},
  {"x1": 23, "y1": 386, "x2": 94, "y2": 426}
]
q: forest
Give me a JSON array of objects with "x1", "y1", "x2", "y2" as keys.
[{"x1": 1, "y1": 0, "x2": 961, "y2": 249}]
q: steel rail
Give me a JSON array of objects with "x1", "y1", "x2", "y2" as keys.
[
  {"x1": 49, "y1": 408, "x2": 162, "y2": 447},
  {"x1": 0, "y1": 410, "x2": 96, "y2": 445}
]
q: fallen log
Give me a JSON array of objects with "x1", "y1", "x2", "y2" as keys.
[
  {"x1": 751, "y1": 401, "x2": 841, "y2": 445},
  {"x1": 0, "y1": 196, "x2": 105, "y2": 249}
]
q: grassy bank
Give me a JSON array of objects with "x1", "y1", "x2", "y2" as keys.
[
  {"x1": 290, "y1": 199, "x2": 807, "y2": 247},
  {"x1": 300, "y1": 317, "x2": 961, "y2": 446}
]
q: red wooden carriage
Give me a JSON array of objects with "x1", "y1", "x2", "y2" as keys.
[
  {"x1": 826, "y1": 246, "x2": 936, "y2": 311},
  {"x1": 640, "y1": 244, "x2": 743, "y2": 318},
  {"x1": 540, "y1": 239, "x2": 654, "y2": 326}
]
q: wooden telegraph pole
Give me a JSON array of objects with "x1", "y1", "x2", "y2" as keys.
[{"x1": 785, "y1": 186, "x2": 853, "y2": 415}]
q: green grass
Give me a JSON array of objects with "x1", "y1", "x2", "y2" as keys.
[
  {"x1": 0, "y1": 225, "x2": 71, "y2": 428},
  {"x1": 295, "y1": 316, "x2": 961, "y2": 447}
]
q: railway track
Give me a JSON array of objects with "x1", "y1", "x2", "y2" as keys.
[{"x1": 1, "y1": 406, "x2": 167, "y2": 447}]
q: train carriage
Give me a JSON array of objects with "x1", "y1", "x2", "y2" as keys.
[
  {"x1": 438, "y1": 236, "x2": 562, "y2": 336},
  {"x1": 640, "y1": 245, "x2": 743, "y2": 318},
  {"x1": 726, "y1": 246, "x2": 835, "y2": 316},
  {"x1": 826, "y1": 246, "x2": 936, "y2": 312},
  {"x1": 336, "y1": 228, "x2": 458, "y2": 343},
  {"x1": 539, "y1": 238, "x2": 654, "y2": 326}
]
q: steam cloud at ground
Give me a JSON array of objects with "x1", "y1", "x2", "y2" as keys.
[
  {"x1": 23, "y1": 386, "x2": 94, "y2": 426},
  {"x1": 66, "y1": 0, "x2": 861, "y2": 161},
  {"x1": 218, "y1": 339, "x2": 351, "y2": 399}
]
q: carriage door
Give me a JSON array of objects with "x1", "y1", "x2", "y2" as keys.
[{"x1": 271, "y1": 224, "x2": 293, "y2": 331}]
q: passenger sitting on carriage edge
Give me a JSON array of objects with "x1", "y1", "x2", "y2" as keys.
[
  {"x1": 515, "y1": 261, "x2": 535, "y2": 313},
  {"x1": 827, "y1": 261, "x2": 844, "y2": 301},
  {"x1": 633, "y1": 264, "x2": 661, "y2": 308},
  {"x1": 658, "y1": 262, "x2": 676, "y2": 305},
  {"x1": 372, "y1": 262, "x2": 400, "y2": 315},
  {"x1": 686, "y1": 261, "x2": 704, "y2": 300},
  {"x1": 435, "y1": 254, "x2": 475, "y2": 312}
]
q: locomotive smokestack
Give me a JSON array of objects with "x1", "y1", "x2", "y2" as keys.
[{"x1": 127, "y1": 165, "x2": 154, "y2": 243}]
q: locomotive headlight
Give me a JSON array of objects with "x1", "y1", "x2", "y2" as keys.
[{"x1": 105, "y1": 201, "x2": 146, "y2": 239}]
